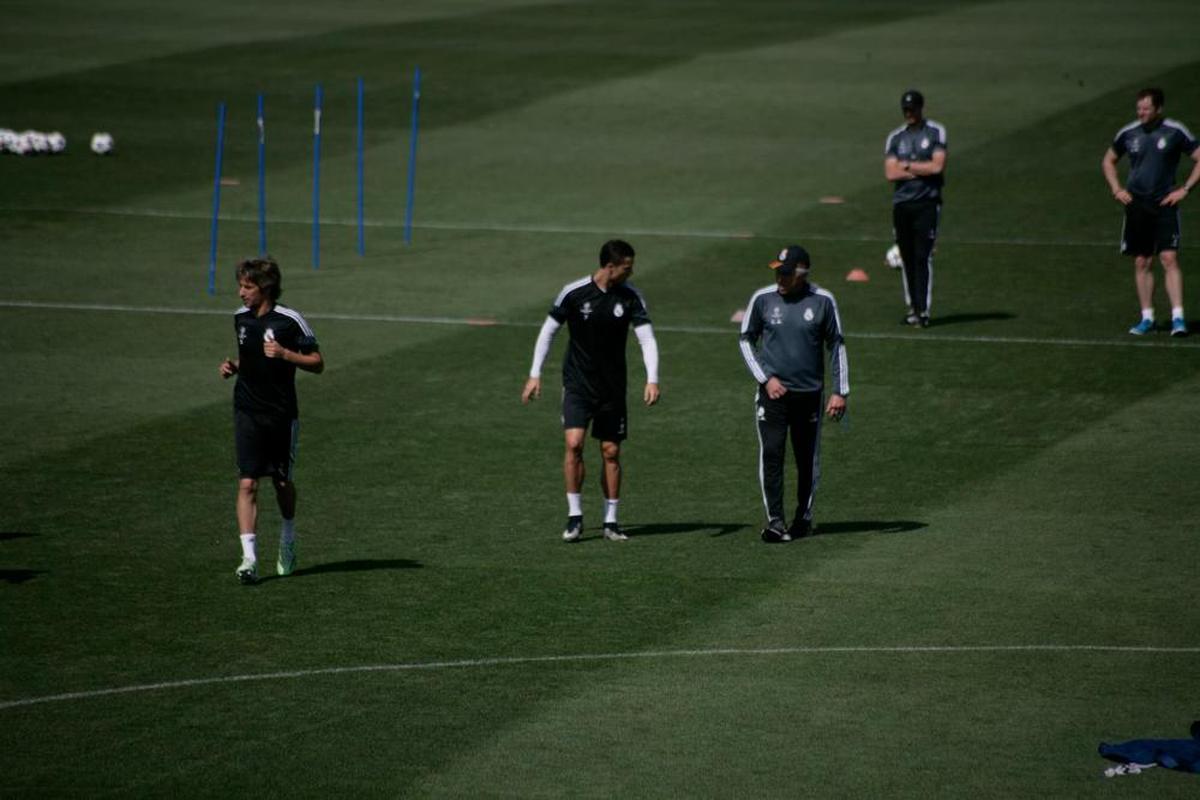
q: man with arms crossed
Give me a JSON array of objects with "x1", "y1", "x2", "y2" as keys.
[
  {"x1": 740, "y1": 246, "x2": 848, "y2": 543},
  {"x1": 522, "y1": 240, "x2": 660, "y2": 543},
  {"x1": 219, "y1": 257, "x2": 324, "y2": 584},
  {"x1": 1102, "y1": 87, "x2": 1200, "y2": 337}
]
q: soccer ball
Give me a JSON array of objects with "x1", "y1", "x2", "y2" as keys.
[
  {"x1": 90, "y1": 132, "x2": 114, "y2": 155},
  {"x1": 0, "y1": 129, "x2": 15, "y2": 154},
  {"x1": 885, "y1": 244, "x2": 903, "y2": 269},
  {"x1": 46, "y1": 131, "x2": 66, "y2": 153},
  {"x1": 25, "y1": 131, "x2": 49, "y2": 154},
  {"x1": 9, "y1": 132, "x2": 32, "y2": 156}
]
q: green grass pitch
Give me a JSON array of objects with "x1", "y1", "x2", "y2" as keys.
[{"x1": 2, "y1": 0, "x2": 1200, "y2": 795}]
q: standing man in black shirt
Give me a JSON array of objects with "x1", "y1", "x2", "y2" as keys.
[
  {"x1": 219, "y1": 257, "x2": 324, "y2": 584},
  {"x1": 1102, "y1": 87, "x2": 1200, "y2": 337},
  {"x1": 884, "y1": 89, "x2": 947, "y2": 327},
  {"x1": 521, "y1": 240, "x2": 660, "y2": 543}
]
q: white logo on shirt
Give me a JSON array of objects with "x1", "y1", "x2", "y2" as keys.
[
  {"x1": 613, "y1": 303, "x2": 624, "y2": 318},
  {"x1": 1157, "y1": 137, "x2": 1167, "y2": 150},
  {"x1": 804, "y1": 308, "x2": 814, "y2": 322},
  {"x1": 769, "y1": 306, "x2": 784, "y2": 325},
  {"x1": 238, "y1": 325, "x2": 247, "y2": 345},
  {"x1": 920, "y1": 137, "x2": 929, "y2": 149},
  {"x1": 581, "y1": 301, "x2": 592, "y2": 320}
]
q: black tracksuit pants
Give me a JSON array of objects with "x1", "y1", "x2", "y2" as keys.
[
  {"x1": 756, "y1": 387, "x2": 821, "y2": 525},
  {"x1": 893, "y1": 198, "x2": 940, "y2": 316}
]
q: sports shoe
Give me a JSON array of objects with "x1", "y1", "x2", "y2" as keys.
[
  {"x1": 1170, "y1": 317, "x2": 1188, "y2": 337},
  {"x1": 602, "y1": 522, "x2": 628, "y2": 541},
  {"x1": 562, "y1": 515, "x2": 583, "y2": 543},
  {"x1": 903, "y1": 313, "x2": 922, "y2": 327},
  {"x1": 1128, "y1": 318, "x2": 1155, "y2": 335},
  {"x1": 277, "y1": 539, "x2": 296, "y2": 577},
  {"x1": 235, "y1": 558, "x2": 258, "y2": 585},
  {"x1": 761, "y1": 518, "x2": 788, "y2": 543},
  {"x1": 787, "y1": 518, "x2": 812, "y2": 540},
  {"x1": 919, "y1": 315, "x2": 931, "y2": 328}
]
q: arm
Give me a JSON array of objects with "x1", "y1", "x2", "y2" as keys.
[
  {"x1": 906, "y1": 148, "x2": 946, "y2": 177},
  {"x1": 884, "y1": 155, "x2": 914, "y2": 182},
  {"x1": 219, "y1": 358, "x2": 238, "y2": 378},
  {"x1": 1102, "y1": 147, "x2": 1132, "y2": 205},
  {"x1": 634, "y1": 323, "x2": 660, "y2": 406},
  {"x1": 1162, "y1": 148, "x2": 1200, "y2": 207},
  {"x1": 264, "y1": 341, "x2": 324, "y2": 373},
  {"x1": 522, "y1": 316, "x2": 562, "y2": 403},
  {"x1": 738, "y1": 297, "x2": 787, "y2": 398},
  {"x1": 824, "y1": 300, "x2": 849, "y2": 419}
]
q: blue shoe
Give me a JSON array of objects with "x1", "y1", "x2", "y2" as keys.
[
  {"x1": 1171, "y1": 317, "x2": 1188, "y2": 337},
  {"x1": 1128, "y1": 318, "x2": 1155, "y2": 335}
]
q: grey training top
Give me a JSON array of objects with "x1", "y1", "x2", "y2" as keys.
[
  {"x1": 885, "y1": 119, "x2": 947, "y2": 204},
  {"x1": 1111, "y1": 118, "x2": 1199, "y2": 202},
  {"x1": 739, "y1": 282, "x2": 849, "y2": 395}
]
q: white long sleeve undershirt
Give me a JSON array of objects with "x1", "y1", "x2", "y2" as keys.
[
  {"x1": 528, "y1": 316, "x2": 562, "y2": 378},
  {"x1": 635, "y1": 323, "x2": 659, "y2": 384}
]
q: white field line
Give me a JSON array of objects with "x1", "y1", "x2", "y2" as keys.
[
  {"x1": 2, "y1": 299, "x2": 1197, "y2": 349},
  {"x1": 0, "y1": 204, "x2": 1115, "y2": 248},
  {"x1": 2, "y1": 644, "x2": 1197, "y2": 712}
]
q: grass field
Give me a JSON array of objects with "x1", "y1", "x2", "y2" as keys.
[{"x1": 3, "y1": 0, "x2": 1200, "y2": 795}]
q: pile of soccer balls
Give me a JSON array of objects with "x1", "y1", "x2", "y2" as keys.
[{"x1": 0, "y1": 129, "x2": 115, "y2": 155}]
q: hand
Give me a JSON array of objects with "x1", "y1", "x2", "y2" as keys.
[
  {"x1": 825, "y1": 394, "x2": 846, "y2": 420},
  {"x1": 521, "y1": 377, "x2": 541, "y2": 404},
  {"x1": 644, "y1": 382, "x2": 660, "y2": 407},
  {"x1": 1113, "y1": 188, "x2": 1132, "y2": 205},
  {"x1": 765, "y1": 376, "x2": 787, "y2": 400},
  {"x1": 263, "y1": 340, "x2": 285, "y2": 359},
  {"x1": 1161, "y1": 187, "x2": 1189, "y2": 207},
  {"x1": 219, "y1": 359, "x2": 238, "y2": 378}
]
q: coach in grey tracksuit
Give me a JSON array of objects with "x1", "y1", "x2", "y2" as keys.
[{"x1": 739, "y1": 245, "x2": 849, "y2": 543}]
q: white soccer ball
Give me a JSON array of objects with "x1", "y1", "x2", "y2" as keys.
[
  {"x1": 885, "y1": 244, "x2": 903, "y2": 269},
  {"x1": 46, "y1": 131, "x2": 66, "y2": 153},
  {"x1": 90, "y1": 132, "x2": 114, "y2": 155},
  {"x1": 26, "y1": 131, "x2": 49, "y2": 154},
  {"x1": 10, "y1": 132, "x2": 32, "y2": 155},
  {"x1": 0, "y1": 129, "x2": 15, "y2": 154}
]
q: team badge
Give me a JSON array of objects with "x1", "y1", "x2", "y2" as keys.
[
  {"x1": 804, "y1": 308, "x2": 814, "y2": 322},
  {"x1": 769, "y1": 306, "x2": 784, "y2": 325},
  {"x1": 1157, "y1": 137, "x2": 1167, "y2": 150},
  {"x1": 581, "y1": 301, "x2": 593, "y2": 320},
  {"x1": 613, "y1": 303, "x2": 625, "y2": 318},
  {"x1": 920, "y1": 137, "x2": 930, "y2": 149},
  {"x1": 238, "y1": 325, "x2": 247, "y2": 345}
]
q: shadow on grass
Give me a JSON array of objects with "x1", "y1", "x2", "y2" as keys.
[
  {"x1": 2, "y1": 569, "x2": 46, "y2": 584},
  {"x1": 621, "y1": 521, "x2": 749, "y2": 538},
  {"x1": 0, "y1": 532, "x2": 37, "y2": 542},
  {"x1": 815, "y1": 520, "x2": 926, "y2": 536},
  {"x1": 257, "y1": 558, "x2": 423, "y2": 583},
  {"x1": 929, "y1": 312, "x2": 1016, "y2": 327}
]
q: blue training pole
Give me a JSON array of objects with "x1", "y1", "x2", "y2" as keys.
[
  {"x1": 257, "y1": 93, "x2": 267, "y2": 255},
  {"x1": 207, "y1": 102, "x2": 227, "y2": 296},
  {"x1": 403, "y1": 66, "x2": 422, "y2": 246},
  {"x1": 356, "y1": 77, "x2": 365, "y2": 257},
  {"x1": 312, "y1": 83, "x2": 323, "y2": 269}
]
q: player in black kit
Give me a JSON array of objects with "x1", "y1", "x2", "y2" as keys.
[
  {"x1": 522, "y1": 240, "x2": 660, "y2": 542},
  {"x1": 219, "y1": 258, "x2": 324, "y2": 584}
]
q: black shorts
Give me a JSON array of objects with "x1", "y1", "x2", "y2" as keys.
[
  {"x1": 562, "y1": 390, "x2": 627, "y2": 442},
  {"x1": 234, "y1": 409, "x2": 298, "y2": 480},
  {"x1": 1122, "y1": 199, "x2": 1181, "y2": 256}
]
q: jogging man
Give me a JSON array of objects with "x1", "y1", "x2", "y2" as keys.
[
  {"x1": 219, "y1": 257, "x2": 324, "y2": 584},
  {"x1": 884, "y1": 89, "x2": 947, "y2": 327},
  {"x1": 1102, "y1": 87, "x2": 1200, "y2": 337},
  {"x1": 521, "y1": 239, "x2": 660, "y2": 543},
  {"x1": 739, "y1": 246, "x2": 848, "y2": 543}
]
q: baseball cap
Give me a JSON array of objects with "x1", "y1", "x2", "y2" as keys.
[
  {"x1": 901, "y1": 89, "x2": 924, "y2": 110},
  {"x1": 769, "y1": 245, "x2": 811, "y2": 276}
]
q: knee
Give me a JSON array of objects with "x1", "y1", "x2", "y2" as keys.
[
  {"x1": 601, "y1": 442, "x2": 621, "y2": 463},
  {"x1": 238, "y1": 478, "x2": 257, "y2": 497},
  {"x1": 1160, "y1": 253, "x2": 1180, "y2": 271}
]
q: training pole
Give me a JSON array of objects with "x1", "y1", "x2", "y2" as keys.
[
  {"x1": 207, "y1": 102, "x2": 227, "y2": 296},
  {"x1": 356, "y1": 77, "x2": 365, "y2": 257},
  {"x1": 257, "y1": 93, "x2": 267, "y2": 255},
  {"x1": 312, "y1": 83, "x2": 323, "y2": 269},
  {"x1": 403, "y1": 65, "x2": 422, "y2": 245}
]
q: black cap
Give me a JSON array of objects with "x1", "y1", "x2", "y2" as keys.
[
  {"x1": 769, "y1": 245, "x2": 811, "y2": 276},
  {"x1": 901, "y1": 89, "x2": 924, "y2": 110}
]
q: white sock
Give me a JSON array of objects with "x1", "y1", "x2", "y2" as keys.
[
  {"x1": 567, "y1": 493, "x2": 583, "y2": 517},
  {"x1": 1172, "y1": 306, "x2": 1185, "y2": 320},
  {"x1": 281, "y1": 518, "x2": 295, "y2": 545},
  {"x1": 239, "y1": 533, "x2": 257, "y2": 561},
  {"x1": 1142, "y1": 308, "x2": 1155, "y2": 321},
  {"x1": 604, "y1": 499, "x2": 619, "y2": 525}
]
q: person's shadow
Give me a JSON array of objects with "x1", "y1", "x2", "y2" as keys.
[
  {"x1": 619, "y1": 522, "x2": 749, "y2": 538},
  {"x1": 814, "y1": 520, "x2": 926, "y2": 535},
  {"x1": 1, "y1": 569, "x2": 46, "y2": 584},
  {"x1": 927, "y1": 312, "x2": 1014, "y2": 327},
  {"x1": 257, "y1": 558, "x2": 422, "y2": 583}
]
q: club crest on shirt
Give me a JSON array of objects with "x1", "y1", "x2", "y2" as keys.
[
  {"x1": 581, "y1": 301, "x2": 593, "y2": 319},
  {"x1": 920, "y1": 137, "x2": 930, "y2": 149},
  {"x1": 769, "y1": 306, "x2": 784, "y2": 326},
  {"x1": 804, "y1": 308, "x2": 814, "y2": 322},
  {"x1": 613, "y1": 303, "x2": 624, "y2": 318},
  {"x1": 1129, "y1": 137, "x2": 1141, "y2": 154},
  {"x1": 1157, "y1": 137, "x2": 1168, "y2": 150},
  {"x1": 238, "y1": 325, "x2": 247, "y2": 345}
]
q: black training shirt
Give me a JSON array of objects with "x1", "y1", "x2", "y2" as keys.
[
  {"x1": 1112, "y1": 118, "x2": 1199, "y2": 202},
  {"x1": 549, "y1": 277, "x2": 651, "y2": 401},
  {"x1": 233, "y1": 304, "x2": 319, "y2": 418}
]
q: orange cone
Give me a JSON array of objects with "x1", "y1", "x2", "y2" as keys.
[{"x1": 845, "y1": 268, "x2": 870, "y2": 282}]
